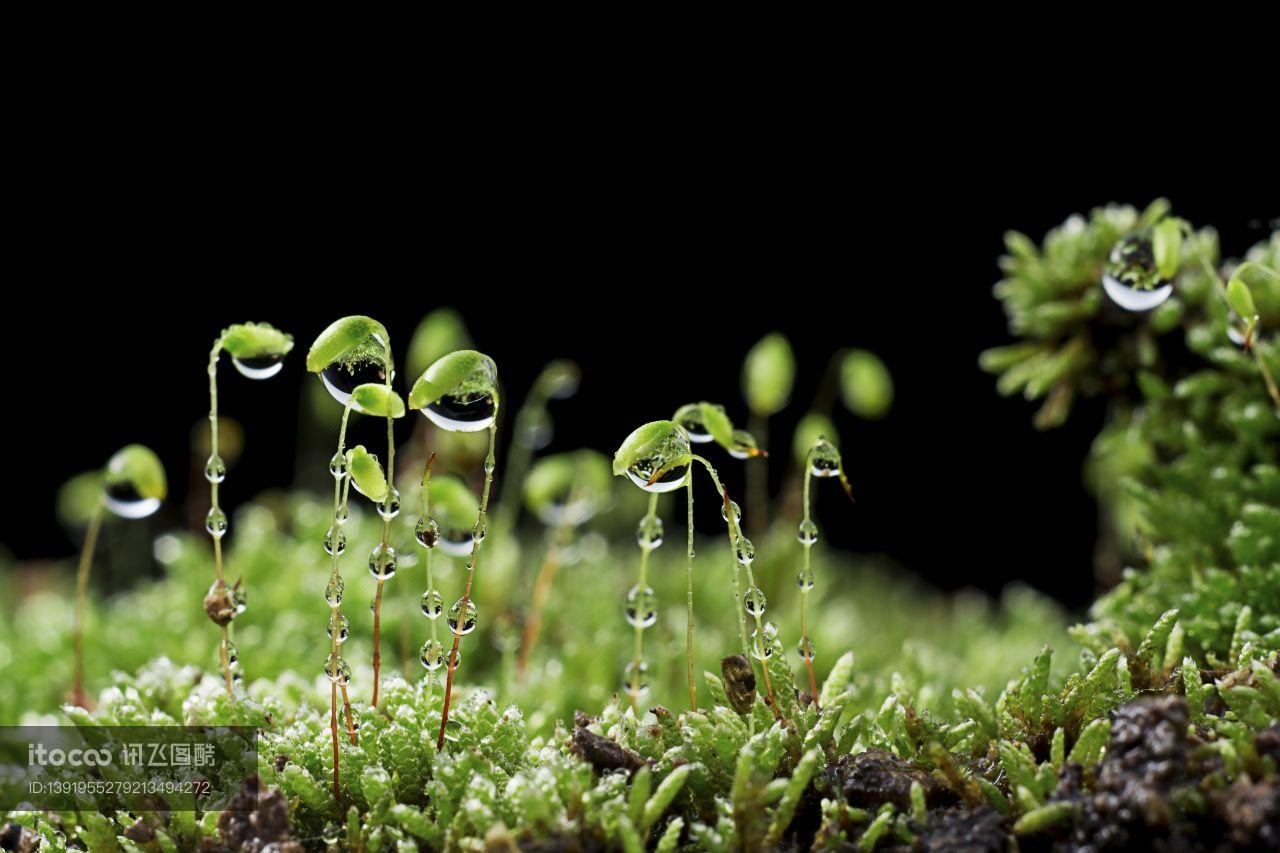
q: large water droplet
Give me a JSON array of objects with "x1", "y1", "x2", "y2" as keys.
[
  {"x1": 328, "y1": 451, "x2": 347, "y2": 480},
  {"x1": 419, "y1": 639, "x2": 446, "y2": 671},
  {"x1": 327, "y1": 611, "x2": 349, "y2": 644},
  {"x1": 448, "y1": 599, "x2": 477, "y2": 635},
  {"x1": 438, "y1": 528, "x2": 473, "y2": 557},
  {"x1": 420, "y1": 589, "x2": 443, "y2": 619},
  {"x1": 743, "y1": 586, "x2": 767, "y2": 616},
  {"x1": 325, "y1": 576, "x2": 344, "y2": 606},
  {"x1": 635, "y1": 517, "x2": 665, "y2": 550},
  {"x1": 735, "y1": 536, "x2": 756, "y2": 565},
  {"x1": 721, "y1": 500, "x2": 742, "y2": 524},
  {"x1": 674, "y1": 403, "x2": 719, "y2": 444},
  {"x1": 624, "y1": 586, "x2": 657, "y2": 628},
  {"x1": 751, "y1": 623, "x2": 779, "y2": 661},
  {"x1": 1101, "y1": 231, "x2": 1174, "y2": 312},
  {"x1": 727, "y1": 430, "x2": 759, "y2": 460},
  {"x1": 416, "y1": 517, "x2": 440, "y2": 549},
  {"x1": 321, "y1": 353, "x2": 387, "y2": 407},
  {"x1": 103, "y1": 482, "x2": 161, "y2": 520},
  {"x1": 204, "y1": 455, "x2": 226, "y2": 484},
  {"x1": 796, "y1": 566, "x2": 815, "y2": 592},
  {"x1": 205, "y1": 507, "x2": 228, "y2": 539},
  {"x1": 623, "y1": 661, "x2": 650, "y2": 695},
  {"x1": 231, "y1": 353, "x2": 286, "y2": 380},
  {"x1": 797, "y1": 636, "x2": 816, "y2": 662},
  {"x1": 422, "y1": 359, "x2": 498, "y2": 432},
  {"x1": 810, "y1": 439, "x2": 840, "y2": 478},
  {"x1": 324, "y1": 653, "x2": 351, "y2": 684},
  {"x1": 324, "y1": 527, "x2": 347, "y2": 556},
  {"x1": 797, "y1": 519, "x2": 819, "y2": 546},
  {"x1": 368, "y1": 544, "x2": 397, "y2": 580},
  {"x1": 377, "y1": 486, "x2": 401, "y2": 521},
  {"x1": 626, "y1": 426, "x2": 691, "y2": 494}
]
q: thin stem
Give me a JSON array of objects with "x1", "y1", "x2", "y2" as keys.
[
  {"x1": 628, "y1": 491, "x2": 660, "y2": 712},
  {"x1": 71, "y1": 501, "x2": 105, "y2": 708},
  {"x1": 330, "y1": 682, "x2": 340, "y2": 800},
  {"x1": 421, "y1": 452, "x2": 440, "y2": 651},
  {"x1": 437, "y1": 417, "x2": 499, "y2": 751},
  {"x1": 371, "y1": 343, "x2": 397, "y2": 708},
  {"x1": 328, "y1": 404, "x2": 354, "y2": 800},
  {"x1": 692, "y1": 455, "x2": 785, "y2": 724},
  {"x1": 685, "y1": 476, "x2": 697, "y2": 710},
  {"x1": 207, "y1": 341, "x2": 236, "y2": 698},
  {"x1": 800, "y1": 450, "x2": 819, "y2": 705}
]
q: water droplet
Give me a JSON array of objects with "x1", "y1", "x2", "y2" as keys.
[
  {"x1": 325, "y1": 576, "x2": 344, "y2": 606},
  {"x1": 345, "y1": 706, "x2": 361, "y2": 733},
  {"x1": 333, "y1": 505, "x2": 349, "y2": 527},
  {"x1": 797, "y1": 636, "x2": 816, "y2": 661},
  {"x1": 368, "y1": 544, "x2": 397, "y2": 580},
  {"x1": 224, "y1": 640, "x2": 239, "y2": 665},
  {"x1": 419, "y1": 639, "x2": 446, "y2": 671},
  {"x1": 324, "y1": 653, "x2": 351, "y2": 684},
  {"x1": 103, "y1": 481, "x2": 161, "y2": 519},
  {"x1": 727, "y1": 430, "x2": 758, "y2": 460},
  {"x1": 625, "y1": 427, "x2": 691, "y2": 494},
  {"x1": 324, "y1": 527, "x2": 347, "y2": 556},
  {"x1": 1227, "y1": 312, "x2": 1249, "y2": 347},
  {"x1": 735, "y1": 536, "x2": 756, "y2": 565},
  {"x1": 328, "y1": 451, "x2": 347, "y2": 480},
  {"x1": 438, "y1": 527, "x2": 473, "y2": 557},
  {"x1": 447, "y1": 648, "x2": 462, "y2": 670},
  {"x1": 204, "y1": 455, "x2": 226, "y2": 484},
  {"x1": 796, "y1": 566, "x2": 815, "y2": 592},
  {"x1": 623, "y1": 661, "x2": 650, "y2": 694},
  {"x1": 204, "y1": 579, "x2": 236, "y2": 625},
  {"x1": 635, "y1": 517, "x2": 665, "y2": 550},
  {"x1": 422, "y1": 359, "x2": 498, "y2": 432},
  {"x1": 751, "y1": 623, "x2": 779, "y2": 661},
  {"x1": 472, "y1": 518, "x2": 487, "y2": 543},
  {"x1": 674, "y1": 403, "x2": 719, "y2": 444},
  {"x1": 516, "y1": 409, "x2": 553, "y2": 450},
  {"x1": 721, "y1": 500, "x2": 742, "y2": 524},
  {"x1": 1101, "y1": 230, "x2": 1174, "y2": 312},
  {"x1": 231, "y1": 353, "x2": 286, "y2": 380},
  {"x1": 810, "y1": 439, "x2": 841, "y2": 478},
  {"x1": 232, "y1": 583, "x2": 247, "y2": 615},
  {"x1": 624, "y1": 586, "x2": 657, "y2": 628},
  {"x1": 377, "y1": 486, "x2": 401, "y2": 521},
  {"x1": 416, "y1": 517, "x2": 440, "y2": 549},
  {"x1": 420, "y1": 589, "x2": 443, "y2": 619},
  {"x1": 205, "y1": 507, "x2": 228, "y2": 539},
  {"x1": 448, "y1": 599, "x2": 477, "y2": 635},
  {"x1": 743, "y1": 586, "x2": 767, "y2": 616},
  {"x1": 321, "y1": 353, "x2": 387, "y2": 407},
  {"x1": 797, "y1": 519, "x2": 819, "y2": 546},
  {"x1": 327, "y1": 611, "x2": 349, "y2": 643}
]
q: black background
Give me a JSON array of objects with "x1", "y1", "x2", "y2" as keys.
[{"x1": 5, "y1": 170, "x2": 1273, "y2": 613}]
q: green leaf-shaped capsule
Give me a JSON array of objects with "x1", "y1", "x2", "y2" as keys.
[
  {"x1": 840, "y1": 349, "x2": 893, "y2": 419},
  {"x1": 306, "y1": 316, "x2": 389, "y2": 373},
  {"x1": 674, "y1": 402, "x2": 735, "y2": 449},
  {"x1": 350, "y1": 384, "x2": 406, "y2": 418},
  {"x1": 345, "y1": 445, "x2": 389, "y2": 502},
  {"x1": 57, "y1": 470, "x2": 105, "y2": 528},
  {"x1": 742, "y1": 332, "x2": 796, "y2": 417},
  {"x1": 406, "y1": 308, "x2": 472, "y2": 382},
  {"x1": 1151, "y1": 218, "x2": 1183, "y2": 280},
  {"x1": 614, "y1": 421, "x2": 691, "y2": 493},
  {"x1": 409, "y1": 350, "x2": 498, "y2": 432},
  {"x1": 103, "y1": 444, "x2": 167, "y2": 519},
  {"x1": 220, "y1": 322, "x2": 294, "y2": 359},
  {"x1": 524, "y1": 450, "x2": 613, "y2": 526}
]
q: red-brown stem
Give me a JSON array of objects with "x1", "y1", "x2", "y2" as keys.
[
  {"x1": 371, "y1": 581, "x2": 385, "y2": 707},
  {"x1": 340, "y1": 682, "x2": 357, "y2": 744}
]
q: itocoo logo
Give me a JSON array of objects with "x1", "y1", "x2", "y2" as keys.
[{"x1": 28, "y1": 744, "x2": 112, "y2": 767}]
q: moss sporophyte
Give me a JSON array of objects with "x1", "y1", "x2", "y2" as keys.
[{"x1": 20, "y1": 214, "x2": 1280, "y2": 850}]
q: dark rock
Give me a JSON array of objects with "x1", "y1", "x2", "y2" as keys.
[
  {"x1": 830, "y1": 749, "x2": 940, "y2": 811},
  {"x1": 911, "y1": 807, "x2": 1010, "y2": 852},
  {"x1": 203, "y1": 775, "x2": 303, "y2": 853},
  {"x1": 0, "y1": 823, "x2": 41, "y2": 853},
  {"x1": 570, "y1": 727, "x2": 643, "y2": 774}
]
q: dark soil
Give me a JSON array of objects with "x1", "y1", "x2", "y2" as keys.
[{"x1": 204, "y1": 774, "x2": 303, "y2": 853}]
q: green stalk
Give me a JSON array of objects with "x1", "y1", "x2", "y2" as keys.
[
  {"x1": 628, "y1": 492, "x2": 660, "y2": 712},
  {"x1": 371, "y1": 342, "x2": 397, "y2": 708},
  {"x1": 71, "y1": 501, "x2": 105, "y2": 708},
  {"x1": 799, "y1": 448, "x2": 819, "y2": 704},
  {"x1": 328, "y1": 404, "x2": 355, "y2": 800},
  {"x1": 207, "y1": 342, "x2": 236, "y2": 697},
  {"x1": 685, "y1": 474, "x2": 697, "y2": 711}
]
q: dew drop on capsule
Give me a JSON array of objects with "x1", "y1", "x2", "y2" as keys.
[
  {"x1": 420, "y1": 589, "x2": 443, "y2": 619},
  {"x1": 721, "y1": 500, "x2": 742, "y2": 524},
  {"x1": 728, "y1": 430, "x2": 758, "y2": 460},
  {"x1": 743, "y1": 586, "x2": 767, "y2": 616},
  {"x1": 796, "y1": 566, "x2": 815, "y2": 592},
  {"x1": 635, "y1": 517, "x2": 665, "y2": 550},
  {"x1": 1101, "y1": 230, "x2": 1174, "y2": 312},
  {"x1": 797, "y1": 636, "x2": 816, "y2": 662},
  {"x1": 735, "y1": 536, "x2": 756, "y2": 565},
  {"x1": 377, "y1": 486, "x2": 400, "y2": 521},
  {"x1": 415, "y1": 517, "x2": 440, "y2": 549},
  {"x1": 797, "y1": 519, "x2": 819, "y2": 546},
  {"x1": 231, "y1": 353, "x2": 286, "y2": 380},
  {"x1": 324, "y1": 653, "x2": 351, "y2": 684},
  {"x1": 324, "y1": 527, "x2": 347, "y2": 556},
  {"x1": 624, "y1": 585, "x2": 657, "y2": 628},
  {"x1": 204, "y1": 455, "x2": 226, "y2": 484},
  {"x1": 325, "y1": 576, "x2": 345, "y2": 606},
  {"x1": 368, "y1": 544, "x2": 397, "y2": 579},
  {"x1": 422, "y1": 359, "x2": 498, "y2": 432},
  {"x1": 626, "y1": 427, "x2": 691, "y2": 494},
  {"x1": 205, "y1": 507, "x2": 228, "y2": 539},
  {"x1": 103, "y1": 482, "x2": 161, "y2": 520},
  {"x1": 674, "y1": 404, "x2": 715, "y2": 444},
  {"x1": 419, "y1": 639, "x2": 446, "y2": 671},
  {"x1": 810, "y1": 440, "x2": 841, "y2": 478},
  {"x1": 328, "y1": 452, "x2": 347, "y2": 480},
  {"x1": 448, "y1": 599, "x2": 477, "y2": 635},
  {"x1": 321, "y1": 352, "x2": 387, "y2": 407},
  {"x1": 327, "y1": 611, "x2": 349, "y2": 643}
]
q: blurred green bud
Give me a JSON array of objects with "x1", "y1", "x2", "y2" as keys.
[
  {"x1": 524, "y1": 450, "x2": 613, "y2": 526},
  {"x1": 840, "y1": 349, "x2": 893, "y2": 419},
  {"x1": 407, "y1": 309, "x2": 471, "y2": 381},
  {"x1": 742, "y1": 332, "x2": 795, "y2": 417}
]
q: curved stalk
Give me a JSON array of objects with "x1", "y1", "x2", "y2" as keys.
[
  {"x1": 328, "y1": 404, "x2": 355, "y2": 800},
  {"x1": 627, "y1": 492, "x2": 661, "y2": 712},
  {"x1": 207, "y1": 342, "x2": 236, "y2": 697},
  {"x1": 71, "y1": 501, "x2": 105, "y2": 708},
  {"x1": 371, "y1": 340, "x2": 397, "y2": 708}
]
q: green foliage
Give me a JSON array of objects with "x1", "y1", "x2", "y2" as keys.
[
  {"x1": 349, "y1": 383, "x2": 405, "y2": 418},
  {"x1": 345, "y1": 445, "x2": 388, "y2": 502},
  {"x1": 742, "y1": 332, "x2": 796, "y2": 417},
  {"x1": 219, "y1": 322, "x2": 293, "y2": 359},
  {"x1": 408, "y1": 349, "x2": 497, "y2": 410},
  {"x1": 306, "y1": 315, "x2": 388, "y2": 373}
]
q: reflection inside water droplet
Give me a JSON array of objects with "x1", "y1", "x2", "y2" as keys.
[
  {"x1": 1101, "y1": 231, "x2": 1174, "y2": 312},
  {"x1": 103, "y1": 481, "x2": 161, "y2": 520},
  {"x1": 231, "y1": 353, "x2": 286, "y2": 380},
  {"x1": 448, "y1": 599, "x2": 477, "y2": 634},
  {"x1": 422, "y1": 358, "x2": 498, "y2": 432},
  {"x1": 625, "y1": 586, "x2": 657, "y2": 628},
  {"x1": 320, "y1": 351, "x2": 387, "y2": 407}
]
